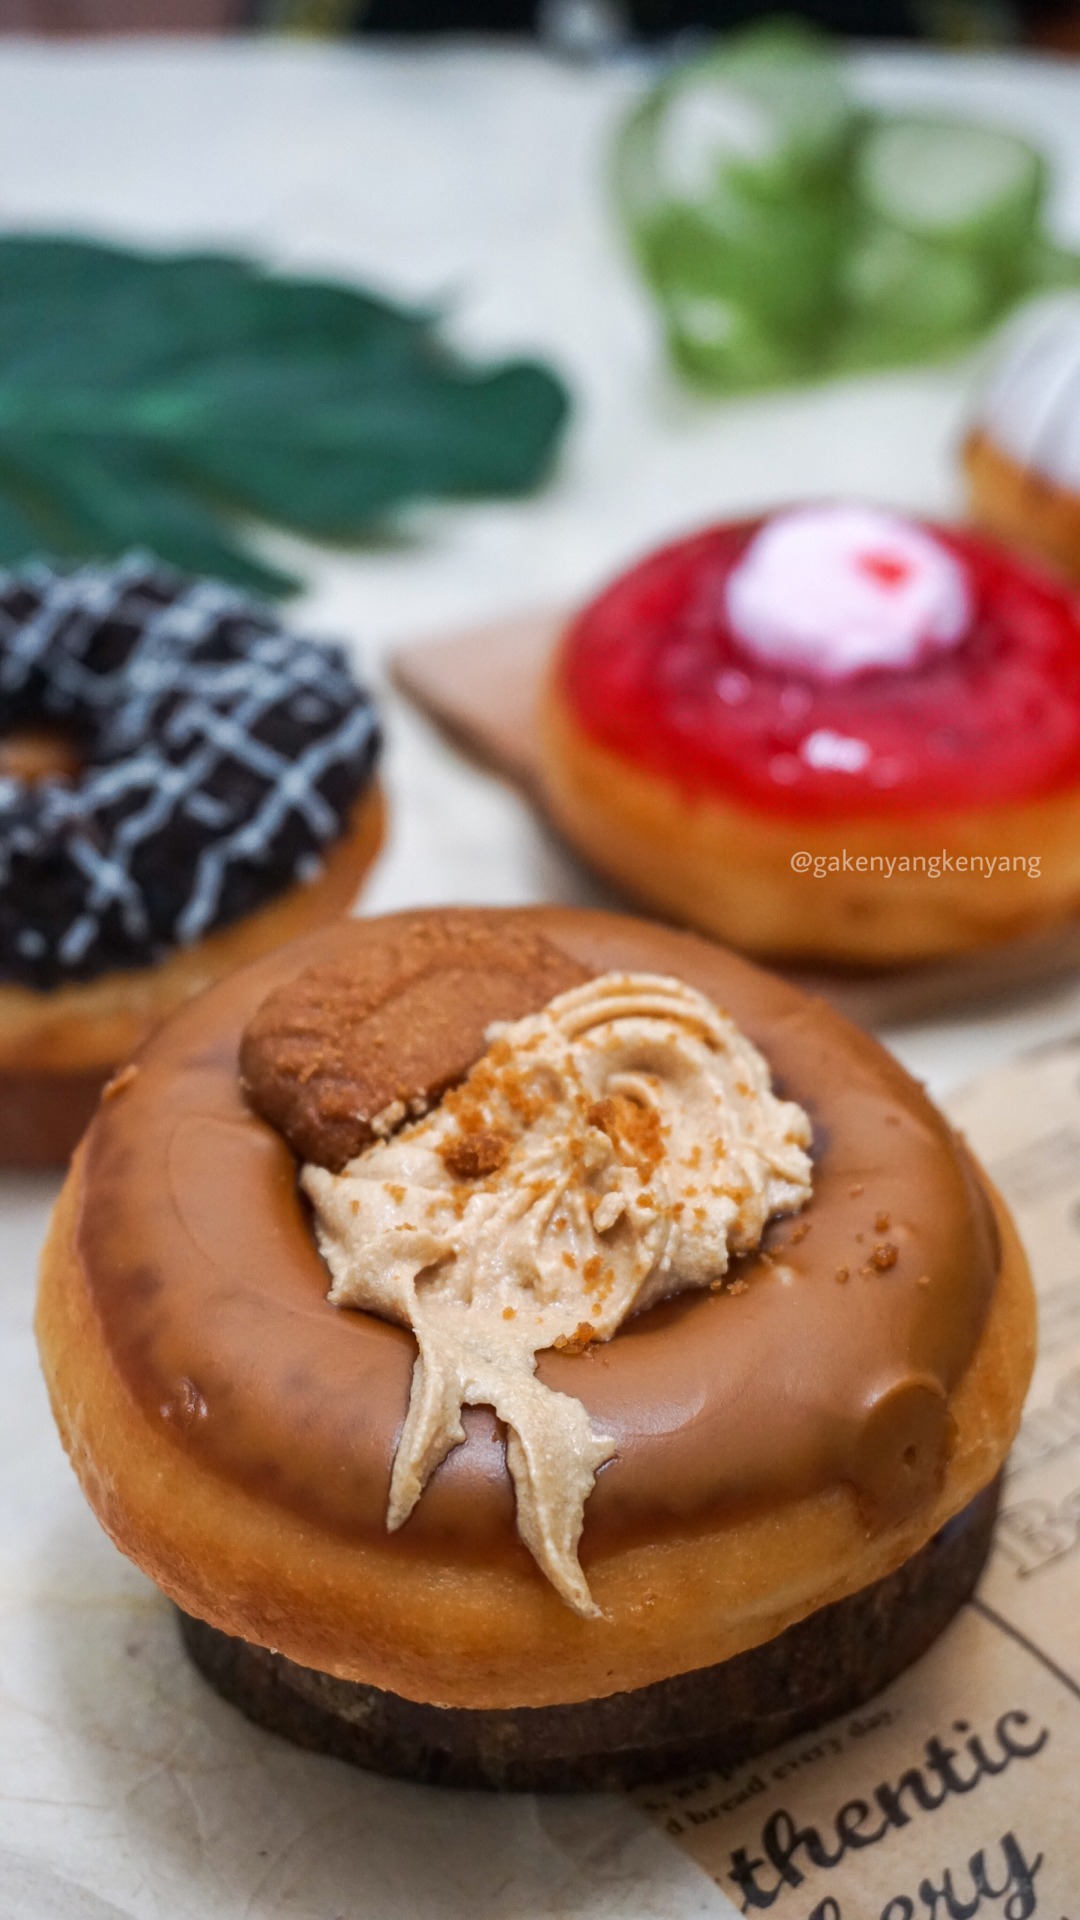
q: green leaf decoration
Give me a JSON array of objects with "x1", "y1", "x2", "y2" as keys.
[
  {"x1": 613, "y1": 21, "x2": 1080, "y2": 394},
  {"x1": 0, "y1": 237, "x2": 571, "y2": 593}
]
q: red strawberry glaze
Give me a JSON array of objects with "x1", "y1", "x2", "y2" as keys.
[{"x1": 556, "y1": 517, "x2": 1080, "y2": 821}]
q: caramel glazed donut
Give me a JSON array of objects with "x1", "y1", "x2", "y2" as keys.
[
  {"x1": 0, "y1": 553, "x2": 383, "y2": 1164},
  {"x1": 38, "y1": 906, "x2": 1034, "y2": 1789}
]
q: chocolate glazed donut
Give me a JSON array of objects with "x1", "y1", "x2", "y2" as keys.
[
  {"x1": 38, "y1": 908, "x2": 1034, "y2": 1787},
  {"x1": 0, "y1": 553, "x2": 382, "y2": 1164}
]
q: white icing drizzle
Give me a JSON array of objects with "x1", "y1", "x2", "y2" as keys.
[
  {"x1": 303, "y1": 971, "x2": 812, "y2": 1617},
  {"x1": 0, "y1": 553, "x2": 379, "y2": 985}
]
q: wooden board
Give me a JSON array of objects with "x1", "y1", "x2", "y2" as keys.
[
  {"x1": 391, "y1": 609, "x2": 1080, "y2": 1029},
  {"x1": 392, "y1": 607, "x2": 562, "y2": 799}
]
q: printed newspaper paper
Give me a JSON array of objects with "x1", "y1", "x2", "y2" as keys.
[{"x1": 633, "y1": 1039, "x2": 1080, "y2": 1917}]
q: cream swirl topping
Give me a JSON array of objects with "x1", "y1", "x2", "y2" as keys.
[{"x1": 303, "y1": 971, "x2": 813, "y2": 1615}]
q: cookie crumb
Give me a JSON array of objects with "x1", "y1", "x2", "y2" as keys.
[
  {"x1": 102, "y1": 1063, "x2": 138, "y2": 1100},
  {"x1": 370, "y1": 1099, "x2": 406, "y2": 1138},
  {"x1": 439, "y1": 1129, "x2": 509, "y2": 1181},
  {"x1": 553, "y1": 1321, "x2": 599, "y2": 1354}
]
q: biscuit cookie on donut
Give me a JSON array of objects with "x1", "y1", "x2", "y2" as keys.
[
  {"x1": 541, "y1": 504, "x2": 1080, "y2": 964},
  {"x1": 37, "y1": 907, "x2": 1034, "y2": 1788},
  {"x1": 0, "y1": 555, "x2": 383, "y2": 1164}
]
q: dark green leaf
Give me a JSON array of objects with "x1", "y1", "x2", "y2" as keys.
[
  {"x1": 0, "y1": 434, "x2": 296, "y2": 594},
  {"x1": 0, "y1": 474, "x2": 50, "y2": 566},
  {"x1": 0, "y1": 237, "x2": 571, "y2": 590}
]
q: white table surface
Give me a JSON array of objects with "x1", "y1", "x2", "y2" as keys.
[{"x1": 0, "y1": 34, "x2": 1079, "y2": 1918}]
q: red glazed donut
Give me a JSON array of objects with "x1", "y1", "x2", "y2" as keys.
[{"x1": 541, "y1": 504, "x2": 1080, "y2": 963}]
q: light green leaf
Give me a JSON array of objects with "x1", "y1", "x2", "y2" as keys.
[
  {"x1": 615, "y1": 23, "x2": 1080, "y2": 396},
  {"x1": 856, "y1": 116, "x2": 1043, "y2": 254}
]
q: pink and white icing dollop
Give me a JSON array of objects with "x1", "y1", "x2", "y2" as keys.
[{"x1": 724, "y1": 505, "x2": 972, "y2": 680}]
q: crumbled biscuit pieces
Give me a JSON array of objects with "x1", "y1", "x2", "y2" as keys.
[
  {"x1": 869, "y1": 1241, "x2": 899, "y2": 1272},
  {"x1": 240, "y1": 922, "x2": 590, "y2": 1170},
  {"x1": 438, "y1": 1128, "x2": 510, "y2": 1181}
]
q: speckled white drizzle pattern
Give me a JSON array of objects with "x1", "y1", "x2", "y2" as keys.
[{"x1": 0, "y1": 553, "x2": 379, "y2": 985}]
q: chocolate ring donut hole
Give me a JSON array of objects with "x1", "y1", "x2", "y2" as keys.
[
  {"x1": 182, "y1": 911, "x2": 1004, "y2": 1789},
  {"x1": 0, "y1": 725, "x2": 81, "y2": 786}
]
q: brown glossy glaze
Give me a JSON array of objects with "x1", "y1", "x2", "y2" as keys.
[
  {"x1": 0, "y1": 1065, "x2": 109, "y2": 1167},
  {"x1": 76, "y1": 909, "x2": 999, "y2": 1568}
]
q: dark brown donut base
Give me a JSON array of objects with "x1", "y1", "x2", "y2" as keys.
[
  {"x1": 177, "y1": 1472, "x2": 1000, "y2": 1792},
  {"x1": 0, "y1": 1066, "x2": 109, "y2": 1168}
]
